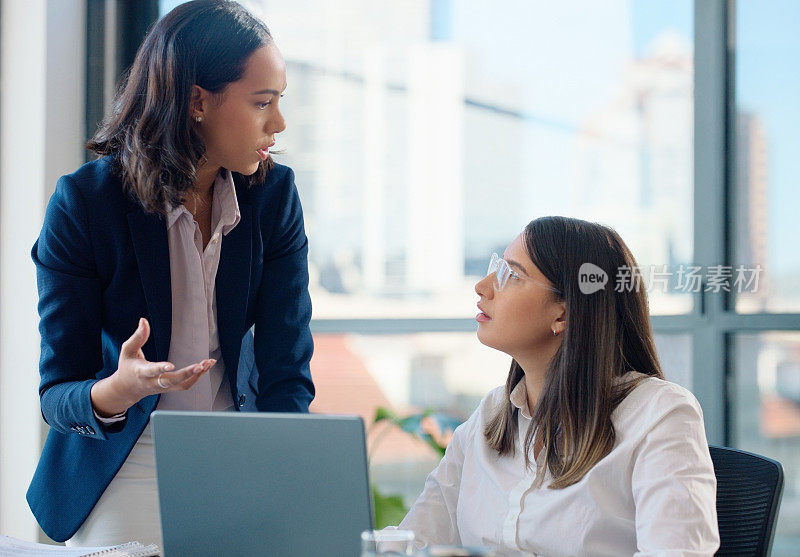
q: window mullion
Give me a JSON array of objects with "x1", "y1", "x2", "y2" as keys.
[{"x1": 692, "y1": 0, "x2": 733, "y2": 445}]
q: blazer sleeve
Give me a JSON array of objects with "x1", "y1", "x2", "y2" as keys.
[
  {"x1": 253, "y1": 167, "x2": 315, "y2": 412},
  {"x1": 32, "y1": 175, "x2": 114, "y2": 440}
]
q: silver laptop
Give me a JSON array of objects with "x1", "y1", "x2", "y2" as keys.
[{"x1": 151, "y1": 411, "x2": 374, "y2": 556}]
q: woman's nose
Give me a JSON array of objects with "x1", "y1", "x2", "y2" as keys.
[
  {"x1": 271, "y1": 109, "x2": 286, "y2": 134},
  {"x1": 475, "y1": 274, "x2": 494, "y2": 299}
]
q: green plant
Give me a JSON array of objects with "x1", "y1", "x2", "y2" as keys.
[
  {"x1": 368, "y1": 407, "x2": 462, "y2": 528},
  {"x1": 372, "y1": 485, "x2": 408, "y2": 529}
]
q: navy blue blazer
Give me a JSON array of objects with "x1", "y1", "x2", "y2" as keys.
[{"x1": 26, "y1": 155, "x2": 315, "y2": 542}]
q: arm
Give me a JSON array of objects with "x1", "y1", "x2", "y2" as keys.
[
  {"x1": 34, "y1": 175, "x2": 113, "y2": 438},
  {"x1": 35, "y1": 175, "x2": 212, "y2": 437},
  {"x1": 253, "y1": 167, "x2": 314, "y2": 412},
  {"x1": 631, "y1": 387, "x2": 720, "y2": 556},
  {"x1": 397, "y1": 405, "x2": 481, "y2": 547}
]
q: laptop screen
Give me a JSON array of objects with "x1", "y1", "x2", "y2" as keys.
[{"x1": 152, "y1": 411, "x2": 373, "y2": 556}]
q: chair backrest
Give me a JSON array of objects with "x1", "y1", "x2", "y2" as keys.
[{"x1": 709, "y1": 445, "x2": 784, "y2": 556}]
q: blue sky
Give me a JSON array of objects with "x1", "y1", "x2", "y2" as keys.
[{"x1": 632, "y1": 0, "x2": 692, "y2": 57}]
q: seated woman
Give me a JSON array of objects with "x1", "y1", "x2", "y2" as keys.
[{"x1": 397, "y1": 216, "x2": 719, "y2": 555}]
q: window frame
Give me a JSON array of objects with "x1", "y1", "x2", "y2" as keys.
[{"x1": 311, "y1": 0, "x2": 800, "y2": 448}]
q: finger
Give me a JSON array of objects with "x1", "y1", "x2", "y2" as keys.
[
  {"x1": 160, "y1": 366, "x2": 206, "y2": 391},
  {"x1": 173, "y1": 370, "x2": 208, "y2": 390},
  {"x1": 140, "y1": 360, "x2": 176, "y2": 379},
  {"x1": 175, "y1": 361, "x2": 215, "y2": 389},
  {"x1": 121, "y1": 318, "x2": 150, "y2": 358},
  {"x1": 160, "y1": 364, "x2": 202, "y2": 384},
  {"x1": 156, "y1": 370, "x2": 200, "y2": 391},
  {"x1": 160, "y1": 359, "x2": 215, "y2": 384},
  {"x1": 155, "y1": 372, "x2": 172, "y2": 390}
]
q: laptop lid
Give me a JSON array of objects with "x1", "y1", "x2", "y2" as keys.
[{"x1": 151, "y1": 411, "x2": 373, "y2": 557}]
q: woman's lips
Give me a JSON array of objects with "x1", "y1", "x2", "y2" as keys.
[
  {"x1": 476, "y1": 312, "x2": 491, "y2": 323},
  {"x1": 257, "y1": 143, "x2": 275, "y2": 161}
]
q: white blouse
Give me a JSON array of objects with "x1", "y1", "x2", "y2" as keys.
[{"x1": 398, "y1": 372, "x2": 720, "y2": 556}]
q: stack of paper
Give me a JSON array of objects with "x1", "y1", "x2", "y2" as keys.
[{"x1": 0, "y1": 535, "x2": 159, "y2": 556}]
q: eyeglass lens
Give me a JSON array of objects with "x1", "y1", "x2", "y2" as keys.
[{"x1": 488, "y1": 253, "x2": 510, "y2": 290}]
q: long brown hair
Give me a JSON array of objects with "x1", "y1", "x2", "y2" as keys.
[
  {"x1": 87, "y1": 0, "x2": 273, "y2": 215},
  {"x1": 484, "y1": 216, "x2": 664, "y2": 488}
]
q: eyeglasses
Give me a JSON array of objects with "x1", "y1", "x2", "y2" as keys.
[{"x1": 487, "y1": 253, "x2": 560, "y2": 293}]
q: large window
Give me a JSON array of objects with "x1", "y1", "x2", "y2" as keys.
[{"x1": 239, "y1": 0, "x2": 696, "y2": 319}]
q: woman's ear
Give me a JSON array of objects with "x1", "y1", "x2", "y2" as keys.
[
  {"x1": 189, "y1": 85, "x2": 207, "y2": 119},
  {"x1": 552, "y1": 301, "x2": 567, "y2": 336}
]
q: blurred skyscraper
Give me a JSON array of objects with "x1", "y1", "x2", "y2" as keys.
[
  {"x1": 574, "y1": 32, "x2": 693, "y2": 279},
  {"x1": 735, "y1": 112, "x2": 769, "y2": 311}
]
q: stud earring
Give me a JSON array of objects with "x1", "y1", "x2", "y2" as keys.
[
  {"x1": 553, "y1": 329, "x2": 559, "y2": 337},
  {"x1": 195, "y1": 116, "x2": 203, "y2": 123}
]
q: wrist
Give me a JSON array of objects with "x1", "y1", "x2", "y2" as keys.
[
  {"x1": 109, "y1": 371, "x2": 139, "y2": 408},
  {"x1": 91, "y1": 374, "x2": 135, "y2": 417}
]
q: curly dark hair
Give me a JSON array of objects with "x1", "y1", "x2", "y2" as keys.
[{"x1": 87, "y1": 0, "x2": 274, "y2": 215}]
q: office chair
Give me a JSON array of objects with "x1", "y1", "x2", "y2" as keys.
[{"x1": 709, "y1": 445, "x2": 784, "y2": 556}]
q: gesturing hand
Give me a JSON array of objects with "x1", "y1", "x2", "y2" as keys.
[{"x1": 90, "y1": 318, "x2": 214, "y2": 418}]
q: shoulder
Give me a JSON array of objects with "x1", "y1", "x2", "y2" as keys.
[
  {"x1": 482, "y1": 384, "x2": 509, "y2": 415},
  {"x1": 263, "y1": 162, "x2": 294, "y2": 186},
  {"x1": 467, "y1": 384, "x2": 508, "y2": 431},
  {"x1": 450, "y1": 385, "x2": 506, "y2": 434},
  {"x1": 233, "y1": 162, "x2": 296, "y2": 209},
  {"x1": 51, "y1": 155, "x2": 129, "y2": 210},
  {"x1": 628, "y1": 375, "x2": 701, "y2": 410},
  {"x1": 60, "y1": 155, "x2": 120, "y2": 192},
  {"x1": 614, "y1": 374, "x2": 705, "y2": 434},
  {"x1": 231, "y1": 163, "x2": 307, "y2": 253},
  {"x1": 442, "y1": 385, "x2": 506, "y2": 456}
]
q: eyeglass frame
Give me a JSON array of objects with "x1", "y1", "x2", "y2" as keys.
[{"x1": 487, "y1": 253, "x2": 560, "y2": 293}]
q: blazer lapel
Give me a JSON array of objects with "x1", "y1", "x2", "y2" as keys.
[
  {"x1": 216, "y1": 203, "x2": 252, "y2": 384},
  {"x1": 127, "y1": 210, "x2": 172, "y2": 362}
]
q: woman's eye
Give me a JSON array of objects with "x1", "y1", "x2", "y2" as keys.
[{"x1": 257, "y1": 95, "x2": 283, "y2": 110}]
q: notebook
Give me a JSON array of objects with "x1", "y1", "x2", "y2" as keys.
[
  {"x1": 0, "y1": 536, "x2": 159, "y2": 556},
  {"x1": 151, "y1": 411, "x2": 373, "y2": 556},
  {"x1": 79, "y1": 542, "x2": 159, "y2": 557}
]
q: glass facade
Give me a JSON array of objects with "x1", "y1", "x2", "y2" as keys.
[{"x1": 236, "y1": 0, "x2": 694, "y2": 319}]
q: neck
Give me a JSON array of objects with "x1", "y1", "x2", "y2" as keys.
[
  {"x1": 194, "y1": 159, "x2": 221, "y2": 197},
  {"x1": 514, "y1": 339, "x2": 561, "y2": 415}
]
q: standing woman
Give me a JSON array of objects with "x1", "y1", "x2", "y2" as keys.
[{"x1": 27, "y1": 0, "x2": 314, "y2": 547}]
